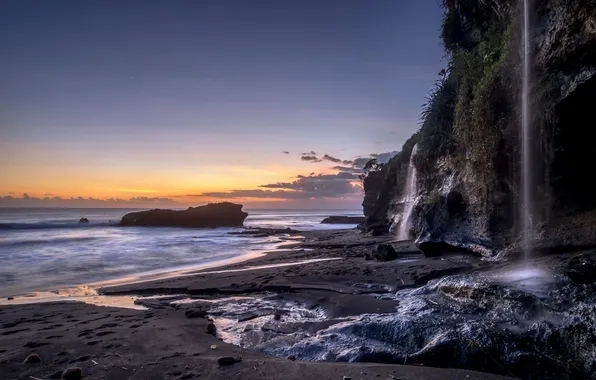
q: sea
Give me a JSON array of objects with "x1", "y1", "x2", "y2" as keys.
[{"x1": 0, "y1": 208, "x2": 362, "y2": 297}]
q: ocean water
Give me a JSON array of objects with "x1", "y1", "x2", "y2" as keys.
[{"x1": 0, "y1": 208, "x2": 362, "y2": 297}]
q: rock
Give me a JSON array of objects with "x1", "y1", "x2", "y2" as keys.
[
  {"x1": 320, "y1": 216, "x2": 365, "y2": 224},
  {"x1": 24, "y1": 353, "x2": 41, "y2": 363},
  {"x1": 343, "y1": 376, "x2": 352, "y2": 380},
  {"x1": 78, "y1": 218, "x2": 89, "y2": 224},
  {"x1": 287, "y1": 355, "x2": 296, "y2": 361},
  {"x1": 120, "y1": 202, "x2": 248, "y2": 228},
  {"x1": 185, "y1": 310, "x2": 207, "y2": 319},
  {"x1": 566, "y1": 253, "x2": 596, "y2": 284},
  {"x1": 7, "y1": 296, "x2": 13, "y2": 300},
  {"x1": 206, "y1": 322, "x2": 217, "y2": 335},
  {"x1": 61, "y1": 367, "x2": 82, "y2": 380},
  {"x1": 372, "y1": 244, "x2": 398, "y2": 261},
  {"x1": 273, "y1": 311, "x2": 282, "y2": 321},
  {"x1": 217, "y1": 356, "x2": 242, "y2": 366}
]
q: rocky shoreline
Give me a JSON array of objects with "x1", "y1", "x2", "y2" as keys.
[{"x1": 2, "y1": 228, "x2": 596, "y2": 379}]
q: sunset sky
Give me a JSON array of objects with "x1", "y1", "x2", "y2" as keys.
[{"x1": 1, "y1": 0, "x2": 445, "y2": 208}]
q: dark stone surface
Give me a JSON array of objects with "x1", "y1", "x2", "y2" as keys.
[
  {"x1": 371, "y1": 244, "x2": 398, "y2": 261},
  {"x1": 120, "y1": 202, "x2": 248, "y2": 228},
  {"x1": 61, "y1": 367, "x2": 82, "y2": 380},
  {"x1": 77, "y1": 218, "x2": 89, "y2": 224},
  {"x1": 566, "y1": 252, "x2": 596, "y2": 284},
  {"x1": 217, "y1": 356, "x2": 242, "y2": 366}
]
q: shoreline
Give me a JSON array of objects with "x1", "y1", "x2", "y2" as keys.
[{"x1": 1, "y1": 228, "x2": 522, "y2": 380}]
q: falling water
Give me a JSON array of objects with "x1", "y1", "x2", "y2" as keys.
[
  {"x1": 397, "y1": 144, "x2": 418, "y2": 241},
  {"x1": 521, "y1": 0, "x2": 532, "y2": 259}
]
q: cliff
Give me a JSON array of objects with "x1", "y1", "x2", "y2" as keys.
[{"x1": 362, "y1": 0, "x2": 596, "y2": 256}]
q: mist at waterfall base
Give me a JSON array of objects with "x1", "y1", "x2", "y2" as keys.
[{"x1": 396, "y1": 144, "x2": 418, "y2": 241}]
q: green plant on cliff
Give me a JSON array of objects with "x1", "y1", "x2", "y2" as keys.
[{"x1": 415, "y1": 0, "x2": 516, "y2": 190}]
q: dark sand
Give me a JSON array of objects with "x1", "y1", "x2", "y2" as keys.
[{"x1": 0, "y1": 229, "x2": 510, "y2": 380}]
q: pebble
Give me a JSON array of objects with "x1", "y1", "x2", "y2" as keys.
[
  {"x1": 24, "y1": 353, "x2": 41, "y2": 363},
  {"x1": 62, "y1": 367, "x2": 83, "y2": 380},
  {"x1": 217, "y1": 356, "x2": 242, "y2": 366}
]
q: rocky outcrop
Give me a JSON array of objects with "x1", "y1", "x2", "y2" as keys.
[
  {"x1": 362, "y1": 0, "x2": 596, "y2": 257},
  {"x1": 120, "y1": 202, "x2": 248, "y2": 228},
  {"x1": 78, "y1": 218, "x2": 89, "y2": 224},
  {"x1": 320, "y1": 216, "x2": 365, "y2": 224}
]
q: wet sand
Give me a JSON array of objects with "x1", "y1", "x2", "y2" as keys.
[{"x1": 0, "y1": 229, "x2": 510, "y2": 380}]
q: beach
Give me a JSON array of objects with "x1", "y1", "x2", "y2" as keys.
[{"x1": 0, "y1": 228, "x2": 514, "y2": 380}]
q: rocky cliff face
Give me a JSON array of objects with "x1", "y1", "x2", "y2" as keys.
[{"x1": 362, "y1": 0, "x2": 596, "y2": 256}]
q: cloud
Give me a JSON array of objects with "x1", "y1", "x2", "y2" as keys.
[
  {"x1": 300, "y1": 155, "x2": 322, "y2": 163},
  {"x1": 300, "y1": 151, "x2": 317, "y2": 156},
  {"x1": 199, "y1": 171, "x2": 361, "y2": 200},
  {"x1": 332, "y1": 166, "x2": 363, "y2": 174},
  {"x1": 322, "y1": 154, "x2": 342, "y2": 164},
  {"x1": 0, "y1": 194, "x2": 180, "y2": 208},
  {"x1": 282, "y1": 151, "x2": 290, "y2": 154},
  {"x1": 342, "y1": 160, "x2": 354, "y2": 165}
]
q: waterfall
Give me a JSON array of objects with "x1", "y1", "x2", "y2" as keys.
[
  {"x1": 521, "y1": 0, "x2": 532, "y2": 259},
  {"x1": 397, "y1": 144, "x2": 418, "y2": 241}
]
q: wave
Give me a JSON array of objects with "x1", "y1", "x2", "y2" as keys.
[
  {"x1": 0, "y1": 222, "x2": 115, "y2": 230},
  {"x1": 0, "y1": 236, "x2": 100, "y2": 248}
]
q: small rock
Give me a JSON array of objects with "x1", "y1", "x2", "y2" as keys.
[
  {"x1": 343, "y1": 376, "x2": 352, "y2": 380},
  {"x1": 372, "y1": 244, "x2": 398, "y2": 261},
  {"x1": 61, "y1": 367, "x2": 82, "y2": 380},
  {"x1": 206, "y1": 322, "x2": 217, "y2": 335},
  {"x1": 78, "y1": 218, "x2": 89, "y2": 224},
  {"x1": 24, "y1": 353, "x2": 41, "y2": 363},
  {"x1": 217, "y1": 356, "x2": 242, "y2": 366},
  {"x1": 273, "y1": 311, "x2": 282, "y2": 321},
  {"x1": 185, "y1": 310, "x2": 208, "y2": 319},
  {"x1": 7, "y1": 296, "x2": 14, "y2": 300},
  {"x1": 287, "y1": 355, "x2": 296, "y2": 361}
]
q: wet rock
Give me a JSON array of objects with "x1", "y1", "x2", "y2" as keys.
[
  {"x1": 206, "y1": 322, "x2": 217, "y2": 336},
  {"x1": 217, "y1": 356, "x2": 242, "y2": 366},
  {"x1": 61, "y1": 367, "x2": 82, "y2": 380},
  {"x1": 566, "y1": 253, "x2": 596, "y2": 284},
  {"x1": 372, "y1": 244, "x2": 398, "y2": 261},
  {"x1": 287, "y1": 355, "x2": 296, "y2": 361},
  {"x1": 24, "y1": 353, "x2": 41, "y2": 363},
  {"x1": 343, "y1": 376, "x2": 352, "y2": 380},
  {"x1": 7, "y1": 296, "x2": 13, "y2": 301},
  {"x1": 273, "y1": 311, "x2": 282, "y2": 321},
  {"x1": 78, "y1": 218, "x2": 89, "y2": 224},
  {"x1": 185, "y1": 310, "x2": 207, "y2": 319}
]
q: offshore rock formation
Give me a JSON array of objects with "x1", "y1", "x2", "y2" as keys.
[
  {"x1": 320, "y1": 216, "x2": 365, "y2": 224},
  {"x1": 362, "y1": 0, "x2": 596, "y2": 256},
  {"x1": 120, "y1": 202, "x2": 248, "y2": 228}
]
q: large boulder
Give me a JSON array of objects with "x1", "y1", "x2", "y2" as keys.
[
  {"x1": 120, "y1": 202, "x2": 248, "y2": 228},
  {"x1": 321, "y1": 216, "x2": 365, "y2": 224}
]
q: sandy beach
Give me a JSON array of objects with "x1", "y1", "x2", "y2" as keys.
[{"x1": 0, "y1": 229, "x2": 513, "y2": 380}]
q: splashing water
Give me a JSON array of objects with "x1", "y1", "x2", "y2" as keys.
[
  {"x1": 521, "y1": 0, "x2": 532, "y2": 259},
  {"x1": 397, "y1": 144, "x2": 418, "y2": 241}
]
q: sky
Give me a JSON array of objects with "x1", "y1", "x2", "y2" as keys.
[{"x1": 0, "y1": 0, "x2": 445, "y2": 209}]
